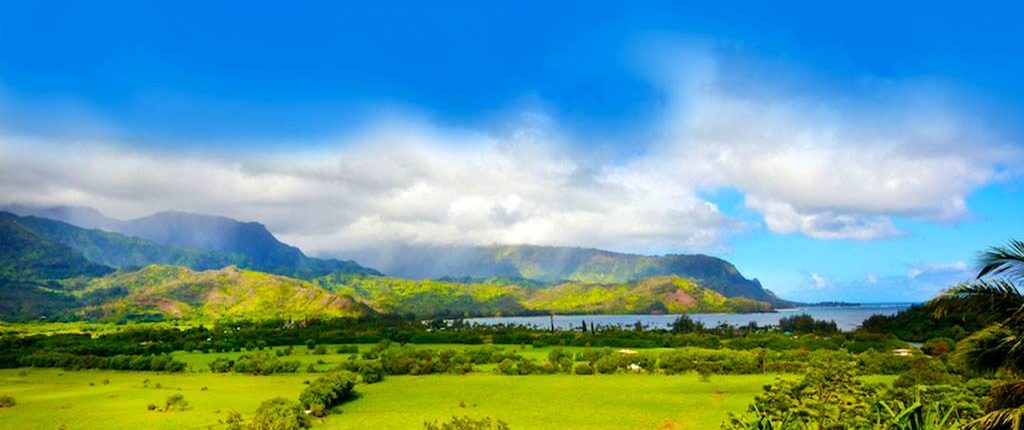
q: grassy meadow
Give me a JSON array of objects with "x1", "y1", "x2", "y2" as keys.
[{"x1": 0, "y1": 342, "x2": 898, "y2": 430}]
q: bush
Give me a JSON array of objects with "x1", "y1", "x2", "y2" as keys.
[
  {"x1": 298, "y1": 371, "x2": 357, "y2": 417},
  {"x1": 250, "y1": 397, "x2": 308, "y2": 430},
  {"x1": 893, "y1": 358, "x2": 961, "y2": 388},
  {"x1": 209, "y1": 357, "x2": 235, "y2": 373},
  {"x1": 922, "y1": 337, "x2": 956, "y2": 356},
  {"x1": 594, "y1": 354, "x2": 619, "y2": 374},
  {"x1": 0, "y1": 395, "x2": 15, "y2": 408},
  {"x1": 163, "y1": 394, "x2": 188, "y2": 411},
  {"x1": 233, "y1": 352, "x2": 301, "y2": 375},
  {"x1": 573, "y1": 363, "x2": 594, "y2": 375},
  {"x1": 336, "y1": 345, "x2": 359, "y2": 354},
  {"x1": 424, "y1": 416, "x2": 510, "y2": 430}
]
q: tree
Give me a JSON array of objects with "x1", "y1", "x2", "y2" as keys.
[
  {"x1": 298, "y1": 371, "x2": 357, "y2": 417},
  {"x1": 934, "y1": 239, "x2": 1024, "y2": 429},
  {"x1": 671, "y1": 315, "x2": 704, "y2": 333},
  {"x1": 249, "y1": 397, "x2": 308, "y2": 430},
  {"x1": 724, "y1": 360, "x2": 881, "y2": 429}
]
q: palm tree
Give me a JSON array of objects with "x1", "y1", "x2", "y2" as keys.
[{"x1": 936, "y1": 239, "x2": 1024, "y2": 430}]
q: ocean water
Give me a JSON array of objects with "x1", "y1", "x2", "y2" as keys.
[{"x1": 465, "y1": 303, "x2": 914, "y2": 332}]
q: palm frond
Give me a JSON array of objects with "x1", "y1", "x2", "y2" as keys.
[
  {"x1": 988, "y1": 380, "x2": 1024, "y2": 412},
  {"x1": 934, "y1": 280, "x2": 1024, "y2": 325},
  {"x1": 953, "y1": 325, "x2": 1021, "y2": 374},
  {"x1": 978, "y1": 239, "x2": 1024, "y2": 280},
  {"x1": 967, "y1": 405, "x2": 1024, "y2": 430}
]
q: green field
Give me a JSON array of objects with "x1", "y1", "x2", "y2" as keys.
[{"x1": 0, "y1": 365, "x2": 897, "y2": 430}]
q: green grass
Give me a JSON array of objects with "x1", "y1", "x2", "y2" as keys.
[
  {"x1": 0, "y1": 368, "x2": 823, "y2": 430},
  {"x1": 325, "y1": 373, "x2": 768, "y2": 430},
  {"x1": 0, "y1": 344, "x2": 898, "y2": 430}
]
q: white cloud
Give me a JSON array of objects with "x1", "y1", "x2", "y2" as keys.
[
  {"x1": 808, "y1": 273, "x2": 830, "y2": 289},
  {"x1": 644, "y1": 50, "x2": 1021, "y2": 240},
  {"x1": 907, "y1": 261, "x2": 969, "y2": 280},
  {"x1": 0, "y1": 49, "x2": 1020, "y2": 253},
  {"x1": 0, "y1": 118, "x2": 740, "y2": 254}
]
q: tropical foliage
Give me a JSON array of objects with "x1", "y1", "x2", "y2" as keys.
[{"x1": 933, "y1": 239, "x2": 1024, "y2": 430}]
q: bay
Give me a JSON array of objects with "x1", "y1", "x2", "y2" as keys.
[{"x1": 466, "y1": 303, "x2": 914, "y2": 332}]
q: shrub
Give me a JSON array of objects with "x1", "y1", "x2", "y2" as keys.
[
  {"x1": 147, "y1": 403, "x2": 157, "y2": 411},
  {"x1": 0, "y1": 395, "x2": 15, "y2": 408},
  {"x1": 922, "y1": 337, "x2": 956, "y2": 357},
  {"x1": 424, "y1": 416, "x2": 511, "y2": 430},
  {"x1": 893, "y1": 358, "x2": 961, "y2": 388},
  {"x1": 594, "y1": 354, "x2": 619, "y2": 374},
  {"x1": 336, "y1": 345, "x2": 359, "y2": 354},
  {"x1": 209, "y1": 357, "x2": 235, "y2": 373},
  {"x1": 298, "y1": 371, "x2": 358, "y2": 417},
  {"x1": 250, "y1": 397, "x2": 308, "y2": 430},
  {"x1": 573, "y1": 363, "x2": 594, "y2": 375},
  {"x1": 163, "y1": 394, "x2": 188, "y2": 411}
]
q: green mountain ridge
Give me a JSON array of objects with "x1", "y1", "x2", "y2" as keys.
[
  {"x1": 340, "y1": 244, "x2": 790, "y2": 306},
  {"x1": 0, "y1": 208, "x2": 781, "y2": 321},
  {"x1": 0, "y1": 211, "x2": 380, "y2": 279}
]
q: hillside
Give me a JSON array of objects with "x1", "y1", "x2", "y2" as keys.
[
  {"x1": 315, "y1": 273, "x2": 528, "y2": 317},
  {"x1": 315, "y1": 274, "x2": 772, "y2": 318},
  {"x1": 76, "y1": 265, "x2": 373, "y2": 321},
  {"x1": 0, "y1": 214, "x2": 114, "y2": 320},
  {"x1": 0, "y1": 208, "x2": 380, "y2": 279},
  {"x1": 338, "y1": 245, "x2": 789, "y2": 306},
  {"x1": 0, "y1": 214, "x2": 113, "y2": 282},
  {"x1": 524, "y1": 276, "x2": 772, "y2": 315}
]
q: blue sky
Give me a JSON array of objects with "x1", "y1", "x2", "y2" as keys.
[{"x1": 1, "y1": 1, "x2": 1023, "y2": 302}]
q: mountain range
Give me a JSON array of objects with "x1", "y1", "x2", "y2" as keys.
[
  {"x1": 337, "y1": 244, "x2": 788, "y2": 305},
  {"x1": 1, "y1": 205, "x2": 380, "y2": 279},
  {"x1": 0, "y1": 204, "x2": 790, "y2": 320}
]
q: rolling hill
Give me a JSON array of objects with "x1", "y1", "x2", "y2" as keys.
[
  {"x1": 338, "y1": 244, "x2": 790, "y2": 306},
  {"x1": 75, "y1": 265, "x2": 374, "y2": 321},
  {"x1": 523, "y1": 276, "x2": 772, "y2": 315},
  {"x1": 315, "y1": 273, "x2": 771, "y2": 318}
]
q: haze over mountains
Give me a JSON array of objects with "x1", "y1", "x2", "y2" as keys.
[
  {"x1": 0, "y1": 204, "x2": 790, "y2": 320},
  {"x1": 1, "y1": 204, "x2": 380, "y2": 279}
]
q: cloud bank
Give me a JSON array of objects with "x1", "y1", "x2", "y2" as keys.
[{"x1": 0, "y1": 51, "x2": 1019, "y2": 255}]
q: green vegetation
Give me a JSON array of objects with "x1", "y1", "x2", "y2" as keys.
[
  {"x1": 74, "y1": 265, "x2": 372, "y2": 321},
  {"x1": 354, "y1": 244, "x2": 788, "y2": 306},
  {"x1": 523, "y1": 276, "x2": 771, "y2": 314},
  {"x1": 425, "y1": 416, "x2": 510, "y2": 430},
  {"x1": 931, "y1": 239, "x2": 1024, "y2": 429},
  {"x1": 317, "y1": 273, "x2": 769, "y2": 318},
  {"x1": 248, "y1": 397, "x2": 309, "y2": 430}
]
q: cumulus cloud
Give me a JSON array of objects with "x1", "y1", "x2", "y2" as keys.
[
  {"x1": 643, "y1": 53, "x2": 1021, "y2": 240},
  {"x1": 0, "y1": 49, "x2": 1020, "y2": 253},
  {"x1": 0, "y1": 117, "x2": 740, "y2": 254},
  {"x1": 808, "y1": 273, "x2": 830, "y2": 290}
]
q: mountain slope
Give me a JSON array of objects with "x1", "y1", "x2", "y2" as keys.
[
  {"x1": 315, "y1": 273, "x2": 528, "y2": 317},
  {"x1": 4, "y1": 212, "x2": 251, "y2": 271},
  {"x1": 2, "y1": 206, "x2": 380, "y2": 279},
  {"x1": 339, "y1": 245, "x2": 789, "y2": 306},
  {"x1": 315, "y1": 273, "x2": 772, "y2": 318},
  {"x1": 0, "y1": 214, "x2": 114, "y2": 320},
  {"x1": 0, "y1": 214, "x2": 113, "y2": 281},
  {"x1": 77, "y1": 265, "x2": 374, "y2": 321}
]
